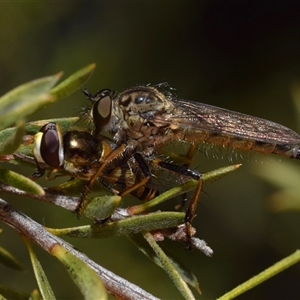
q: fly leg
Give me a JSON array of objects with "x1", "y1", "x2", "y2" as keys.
[
  {"x1": 179, "y1": 144, "x2": 198, "y2": 211},
  {"x1": 152, "y1": 159, "x2": 202, "y2": 249},
  {"x1": 74, "y1": 144, "x2": 126, "y2": 217},
  {"x1": 184, "y1": 175, "x2": 203, "y2": 250},
  {"x1": 30, "y1": 159, "x2": 46, "y2": 180},
  {"x1": 119, "y1": 153, "x2": 157, "y2": 201},
  {"x1": 184, "y1": 144, "x2": 198, "y2": 167},
  {"x1": 163, "y1": 144, "x2": 198, "y2": 210}
]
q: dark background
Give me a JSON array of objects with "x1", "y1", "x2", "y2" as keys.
[{"x1": 1, "y1": 1, "x2": 300, "y2": 299}]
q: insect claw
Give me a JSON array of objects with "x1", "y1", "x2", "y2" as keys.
[
  {"x1": 73, "y1": 202, "x2": 83, "y2": 219},
  {"x1": 93, "y1": 216, "x2": 111, "y2": 225}
]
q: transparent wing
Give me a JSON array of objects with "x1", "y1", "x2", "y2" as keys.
[{"x1": 156, "y1": 99, "x2": 300, "y2": 145}]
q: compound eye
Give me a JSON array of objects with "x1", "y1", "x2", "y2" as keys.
[
  {"x1": 92, "y1": 94, "x2": 112, "y2": 128},
  {"x1": 33, "y1": 123, "x2": 64, "y2": 167}
]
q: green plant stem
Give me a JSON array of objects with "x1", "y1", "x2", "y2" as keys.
[
  {"x1": 218, "y1": 250, "x2": 300, "y2": 300},
  {"x1": 143, "y1": 232, "x2": 196, "y2": 300}
]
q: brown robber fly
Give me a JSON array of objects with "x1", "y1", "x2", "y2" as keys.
[
  {"x1": 80, "y1": 83, "x2": 300, "y2": 243},
  {"x1": 84, "y1": 83, "x2": 300, "y2": 159}
]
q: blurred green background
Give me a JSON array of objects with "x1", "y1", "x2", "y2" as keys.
[{"x1": 1, "y1": 1, "x2": 300, "y2": 299}]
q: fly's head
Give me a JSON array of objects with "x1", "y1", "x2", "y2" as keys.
[{"x1": 32, "y1": 123, "x2": 102, "y2": 181}]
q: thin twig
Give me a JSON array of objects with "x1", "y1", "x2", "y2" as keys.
[
  {"x1": 0, "y1": 198, "x2": 159, "y2": 300},
  {"x1": 0, "y1": 182, "x2": 78, "y2": 210}
]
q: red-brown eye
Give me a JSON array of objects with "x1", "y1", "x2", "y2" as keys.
[{"x1": 33, "y1": 123, "x2": 64, "y2": 167}]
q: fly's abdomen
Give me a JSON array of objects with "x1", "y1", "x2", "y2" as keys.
[
  {"x1": 271, "y1": 143, "x2": 300, "y2": 159},
  {"x1": 177, "y1": 130, "x2": 300, "y2": 159}
]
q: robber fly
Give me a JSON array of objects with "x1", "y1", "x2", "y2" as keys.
[
  {"x1": 84, "y1": 83, "x2": 300, "y2": 159},
  {"x1": 81, "y1": 83, "x2": 300, "y2": 243}
]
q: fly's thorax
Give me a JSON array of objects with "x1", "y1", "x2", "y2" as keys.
[
  {"x1": 116, "y1": 85, "x2": 174, "y2": 116},
  {"x1": 60, "y1": 130, "x2": 105, "y2": 180},
  {"x1": 64, "y1": 131, "x2": 99, "y2": 161},
  {"x1": 111, "y1": 85, "x2": 176, "y2": 149}
]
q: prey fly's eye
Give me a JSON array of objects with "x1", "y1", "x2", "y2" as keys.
[{"x1": 33, "y1": 123, "x2": 64, "y2": 167}]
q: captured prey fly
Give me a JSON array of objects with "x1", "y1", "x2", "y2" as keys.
[
  {"x1": 32, "y1": 122, "x2": 199, "y2": 212},
  {"x1": 32, "y1": 124, "x2": 152, "y2": 202},
  {"x1": 82, "y1": 83, "x2": 300, "y2": 241}
]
